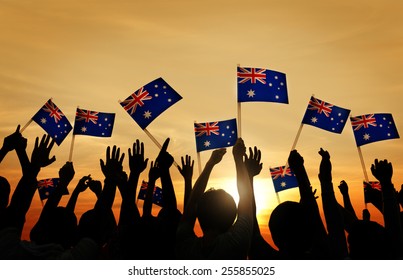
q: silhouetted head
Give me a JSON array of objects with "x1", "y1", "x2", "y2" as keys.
[
  {"x1": 347, "y1": 220, "x2": 388, "y2": 259},
  {"x1": 78, "y1": 208, "x2": 117, "y2": 245},
  {"x1": 197, "y1": 188, "x2": 237, "y2": 234},
  {"x1": 269, "y1": 201, "x2": 313, "y2": 257},
  {"x1": 0, "y1": 176, "x2": 11, "y2": 209},
  {"x1": 30, "y1": 206, "x2": 78, "y2": 249}
]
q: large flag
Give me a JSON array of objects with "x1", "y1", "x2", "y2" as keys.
[
  {"x1": 237, "y1": 66, "x2": 288, "y2": 104},
  {"x1": 37, "y1": 178, "x2": 68, "y2": 200},
  {"x1": 73, "y1": 108, "x2": 115, "y2": 137},
  {"x1": 32, "y1": 99, "x2": 72, "y2": 145},
  {"x1": 120, "y1": 77, "x2": 182, "y2": 129},
  {"x1": 137, "y1": 180, "x2": 163, "y2": 207},
  {"x1": 194, "y1": 118, "x2": 238, "y2": 152},
  {"x1": 350, "y1": 113, "x2": 399, "y2": 146},
  {"x1": 301, "y1": 96, "x2": 350, "y2": 134},
  {"x1": 270, "y1": 166, "x2": 299, "y2": 193}
]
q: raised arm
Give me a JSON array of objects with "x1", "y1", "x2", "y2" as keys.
[
  {"x1": 245, "y1": 146, "x2": 277, "y2": 259},
  {"x1": 371, "y1": 159, "x2": 403, "y2": 258},
  {"x1": 180, "y1": 148, "x2": 226, "y2": 229},
  {"x1": 318, "y1": 148, "x2": 348, "y2": 259},
  {"x1": 66, "y1": 175, "x2": 91, "y2": 213},
  {"x1": 142, "y1": 161, "x2": 160, "y2": 218},
  {"x1": 178, "y1": 155, "x2": 194, "y2": 208},
  {"x1": 338, "y1": 180, "x2": 358, "y2": 219}
]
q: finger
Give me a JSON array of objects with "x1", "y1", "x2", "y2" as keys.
[
  {"x1": 106, "y1": 146, "x2": 111, "y2": 162},
  {"x1": 181, "y1": 156, "x2": 185, "y2": 167},
  {"x1": 119, "y1": 152, "x2": 125, "y2": 164},
  {"x1": 161, "y1": 138, "x2": 170, "y2": 152},
  {"x1": 128, "y1": 148, "x2": 132, "y2": 158},
  {"x1": 48, "y1": 155, "x2": 56, "y2": 165},
  {"x1": 48, "y1": 138, "x2": 55, "y2": 152},
  {"x1": 35, "y1": 136, "x2": 39, "y2": 149},
  {"x1": 140, "y1": 141, "x2": 144, "y2": 156},
  {"x1": 16, "y1": 124, "x2": 21, "y2": 133}
]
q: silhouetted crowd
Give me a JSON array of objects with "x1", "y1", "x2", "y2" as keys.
[{"x1": 1, "y1": 125, "x2": 403, "y2": 259}]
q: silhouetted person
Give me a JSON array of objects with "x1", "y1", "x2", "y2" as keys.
[{"x1": 176, "y1": 138, "x2": 253, "y2": 259}]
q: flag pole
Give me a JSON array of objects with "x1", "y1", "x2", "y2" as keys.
[
  {"x1": 276, "y1": 193, "x2": 281, "y2": 204},
  {"x1": 283, "y1": 123, "x2": 304, "y2": 175},
  {"x1": 20, "y1": 119, "x2": 33, "y2": 133},
  {"x1": 68, "y1": 134, "x2": 76, "y2": 162},
  {"x1": 143, "y1": 128, "x2": 179, "y2": 168},
  {"x1": 357, "y1": 146, "x2": 369, "y2": 209},
  {"x1": 237, "y1": 102, "x2": 242, "y2": 138}
]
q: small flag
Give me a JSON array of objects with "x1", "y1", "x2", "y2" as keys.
[
  {"x1": 350, "y1": 113, "x2": 399, "y2": 147},
  {"x1": 32, "y1": 99, "x2": 72, "y2": 145},
  {"x1": 194, "y1": 118, "x2": 238, "y2": 152},
  {"x1": 237, "y1": 66, "x2": 288, "y2": 104},
  {"x1": 72, "y1": 108, "x2": 115, "y2": 137},
  {"x1": 301, "y1": 96, "x2": 350, "y2": 134},
  {"x1": 363, "y1": 181, "x2": 382, "y2": 206},
  {"x1": 270, "y1": 166, "x2": 299, "y2": 193},
  {"x1": 137, "y1": 180, "x2": 163, "y2": 207},
  {"x1": 120, "y1": 77, "x2": 182, "y2": 129},
  {"x1": 37, "y1": 178, "x2": 68, "y2": 200}
]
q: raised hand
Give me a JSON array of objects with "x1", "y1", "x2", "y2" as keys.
[
  {"x1": 178, "y1": 155, "x2": 194, "y2": 181},
  {"x1": 59, "y1": 161, "x2": 75, "y2": 185},
  {"x1": 76, "y1": 175, "x2": 92, "y2": 193},
  {"x1": 1, "y1": 125, "x2": 23, "y2": 154},
  {"x1": 156, "y1": 138, "x2": 174, "y2": 170},
  {"x1": 288, "y1": 149, "x2": 304, "y2": 171},
  {"x1": 318, "y1": 148, "x2": 332, "y2": 182},
  {"x1": 100, "y1": 145, "x2": 125, "y2": 181},
  {"x1": 338, "y1": 180, "x2": 349, "y2": 196},
  {"x1": 148, "y1": 160, "x2": 160, "y2": 183},
  {"x1": 245, "y1": 146, "x2": 263, "y2": 179},
  {"x1": 88, "y1": 179, "x2": 102, "y2": 198},
  {"x1": 30, "y1": 134, "x2": 56, "y2": 174},
  {"x1": 371, "y1": 159, "x2": 393, "y2": 186},
  {"x1": 128, "y1": 139, "x2": 148, "y2": 176},
  {"x1": 232, "y1": 138, "x2": 246, "y2": 161}
]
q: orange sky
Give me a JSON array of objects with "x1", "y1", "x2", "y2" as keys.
[{"x1": 1, "y1": 0, "x2": 403, "y2": 245}]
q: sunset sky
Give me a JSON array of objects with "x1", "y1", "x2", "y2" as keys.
[{"x1": 1, "y1": 0, "x2": 403, "y2": 245}]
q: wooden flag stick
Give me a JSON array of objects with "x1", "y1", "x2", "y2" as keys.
[
  {"x1": 68, "y1": 134, "x2": 76, "y2": 162},
  {"x1": 143, "y1": 128, "x2": 179, "y2": 168},
  {"x1": 237, "y1": 102, "x2": 242, "y2": 138},
  {"x1": 357, "y1": 146, "x2": 369, "y2": 209},
  {"x1": 276, "y1": 192, "x2": 281, "y2": 205},
  {"x1": 283, "y1": 123, "x2": 304, "y2": 175},
  {"x1": 20, "y1": 119, "x2": 33, "y2": 133}
]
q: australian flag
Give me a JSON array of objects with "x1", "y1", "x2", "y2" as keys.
[
  {"x1": 137, "y1": 180, "x2": 164, "y2": 207},
  {"x1": 120, "y1": 77, "x2": 182, "y2": 129},
  {"x1": 350, "y1": 113, "x2": 399, "y2": 147},
  {"x1": 301, "y1": 96, "x2": 350, "y2": 134},
  {"x1": 73, "y1": 108, "x2": 115, "y2": 137},
  {"x1": 32, "y1": 99, "x2": 72, "y2": 145},
  {"x1": 270, "y1": 166, "x2": 299, "y2": 193},
  {"x1": 194, "y1": 118, "x2": 238, "y2": 152},
  {"x1": 237, "y1": 66, "x2": 288, "y2": 104},
  {"x1": 37, "y1": 178, "x2": 68, "y2": 200}
]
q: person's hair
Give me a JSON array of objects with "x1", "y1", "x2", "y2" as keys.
[
  {"x1": 269, "y1": 201, "x2": 314, "y2": 257},
  {"x1": 196, "y1": 188, "x2": 237, "y2": 233}
]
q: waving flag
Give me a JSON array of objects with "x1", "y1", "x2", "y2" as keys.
[
  {"x1": 137, "y1": 180, "x2": 163, "y2": 207},
  {"x1": 194, "y1": 118, "x2": 238, "y2": 152},
  {"x1": 32, "y1": 99, "x2": 72, "y2": 145},
  {"x1": 120, "y1": 77, "x2": 182, "y2": 129},
  {"x1": 301, "y1": 96, "x2": 350, "y2": 134},
  {"x1": 350, "y1": 113, "x2": 399, "y2": 146},
  {"x1": 237, "y1": 66, "x2": 288, "y2": 104},
  {"x1": 270, "y1": 166, "x2": 299, "y2": 193},
  {"x1": 72, "y1": 108, "x2": 115, "y2": 137},
  {"x1": 37, "y1": 178, "x2": 68, "y2": 200}
]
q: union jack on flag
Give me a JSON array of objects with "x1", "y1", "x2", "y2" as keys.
[
  {"x1": 73, "y1": 108, "x2": 115, "y2": 137},
  {"x1": 270, "y1": 166, "x2": 299, "y2": 193},
  {"x1": 119, "y1": 77, "x2": 182, "y2": 130},
  {"x1": 301, "y1": 96, "x2": 350, "y2": 134},
  {"x1": 350, "y1": 113, "x2": 399, "y2": 146},
  {"x1": 194, "y1": 118, "x2": 237, "y2": 152},
  {"x1": 237, "y1": 66, "x2": 288, "y2": 104},
  {"x1": 37, "y1": 178, "x2": 68, "y2": 200},
  {"x1": 32, "y1": 99, "x2": 73, "y2": 145}
]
